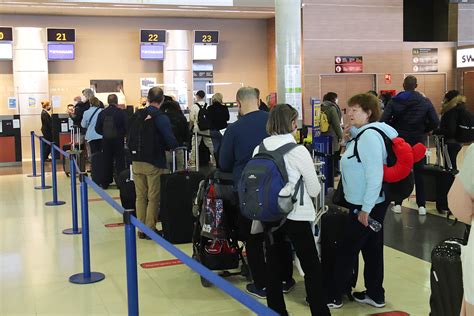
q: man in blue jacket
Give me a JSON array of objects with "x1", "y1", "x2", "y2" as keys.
[
  {"x1": 380, "y1": 75, "x2": 439, "y2": 215},
  {"x1": 132, "y1": 87, "x2": 178, "y2": 239},
  {"x1": 219, "y1": 87, "x2": 294, "y2": 299}
]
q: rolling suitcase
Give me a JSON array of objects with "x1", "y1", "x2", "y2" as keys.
[
  {"x1": 63, "y1": 126, "x2": 86, "y2": 176},
  {"x1": 160, "y1": 147, "x2": 205, "y2": 244},
  {"x1": 429, "y1": 238, "x2": 465, "y2": 316},
  {"x1": 420, "y1": 136, "x2": 456, "y2": 212},
  {"x1": 116, "y1": 166, "x2": 136, "y2": 211}
]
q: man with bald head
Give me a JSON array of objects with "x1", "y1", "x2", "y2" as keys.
[
  {"x1": 219, "y1": 87, "x2": 294, "y2": 300},
  {"x1": 380, "y1": 75, "x2": 439, "y2": 215}
]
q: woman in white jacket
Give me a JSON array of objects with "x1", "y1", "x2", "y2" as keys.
[{"x1": 254, "y1": 104, "x2": 330, "y2": 316}]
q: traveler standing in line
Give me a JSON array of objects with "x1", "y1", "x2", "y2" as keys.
[
  {"x1": 130, "y1": 87, "x2": 179, "y2": 239},
  {"x1": 321, "y1": 92, "x2": 343, "y2": 176},
  {"x1": 188, "y1": 90, "x2": 214, "y2": 166},
  {"x1": 433, "y1": 90, "x2": 467, "y2": 171},
  {"x1": 328, "y1": 93, "x2": 397, "y2": 309},
  {"x1": 256, "y1": 88, "x2": 270, "y2": 112},
  {"x1": 72, "y1": 89, "x2": 93, "y2": 128},
  {"x1": 448, "y1": 144, "x2": 474, "y2": 316},
  {"x1": 380, "y1": 75, "x2": 439, "y2": 215},
  {"x1": 81, "y1": 96, "x2": 103, "y2": 155},
  {"x1": 95, "y1": 94, "x2": 127, "y2": 189},
  {"x1": 219, "y1": 87, "x2": 294, "y2": 299},
  {"x1": 161, "y1": 99, "x2": 189, "y2": 171},
  {"x1": 256, "y1": 104, "x2": 330, "y2": 316},
  {"x1": 40, "y1": 100, "x2": 53, "y2": 162},
  {"x1": 207, "y1": 92, "x2": 229, "y2": 166}
]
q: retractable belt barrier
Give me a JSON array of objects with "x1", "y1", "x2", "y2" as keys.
[{"x1": 29, "y1": 132, "x2": 278, "y2": 316}]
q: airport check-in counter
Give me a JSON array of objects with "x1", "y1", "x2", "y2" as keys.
[
  {"x1": 0, "y1": 115, "x2": 22, "y2": 166},
  {"x1": 52, "y1": 113, "x2": 72, "y2": 150}
]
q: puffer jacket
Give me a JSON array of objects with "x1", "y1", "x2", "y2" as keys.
[
  {"x1": 380, "y1": 90, "x2": 439, "y2": 145},
  {"x1": 434, "y1": 95, "x2": 467, "y2": 143}
]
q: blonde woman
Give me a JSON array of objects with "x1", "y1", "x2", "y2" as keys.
[{"x1": 208, "y1": 93, "x2": 229, "y2": 163}]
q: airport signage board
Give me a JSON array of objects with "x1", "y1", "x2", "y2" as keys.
[
  {"x1": 0, "y1": 27, "x2": 13, "y2": 41},
  {"x1": 412, "y1": 48, "x2": 438, "y2": 72},
  {"x1": 47, "y1": 28, "x2": 76, "y2": 42},
  {"x1": 140, "y1": 44, "x2": 165, "y2": 60},
  {"x1": 140, "y1": 30, "x2": 166, "y2": 43},
  {"x1": 457, "y1": 47, "x2": 474, "y2": 68},
  {"x1": 48, "y1": 43, "x2": 75, "y2": 60},
  {"x1": 194, "y1": 30, "x2": 219, "y2": 44},
  {"x1": 335, "y1": 56, "x2": 363, "y2": 73}
]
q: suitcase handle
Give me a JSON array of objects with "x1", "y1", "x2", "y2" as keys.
[{"x1": 171, "y1": 146, "x2": 188, "y2": 173}]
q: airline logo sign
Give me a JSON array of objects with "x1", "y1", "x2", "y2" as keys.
[{"x1": 457, "y1": 48, "x2": 474, "y2": 68}]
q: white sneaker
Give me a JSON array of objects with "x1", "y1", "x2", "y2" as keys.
[
  {"x1": 418, "y1": 206, "x2": 427, "y2": 216},
  {"x1": 391, "y1": 205, "x2": 402, "y2": 214}
]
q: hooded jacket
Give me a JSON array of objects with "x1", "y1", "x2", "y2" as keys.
[
  {"x1": 380, "y1": 90, "x2": 439, "y2": 145},
  {"x1": 434, "y1": 95, "x2": 467, "y2": 143}
]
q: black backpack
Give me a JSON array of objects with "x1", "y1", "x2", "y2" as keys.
[
  {"x1": 348, "y1": 126, "x2": 415, "y2": 202},
  {"x1": 455, "y1": 108, "x2": 474, "y2": 143},
  {"x1": 197, "y1": 103, "x2": 211, "y2": 131},
  {"x1": 102, "y1": 114, "x2": 118, "y2": 139},
  {"x1": 127, "y1": 109, "x2": 159, "y2": 164}
]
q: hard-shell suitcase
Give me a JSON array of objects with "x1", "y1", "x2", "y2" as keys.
[
  {"x1": 62, "y1": 127, "x2": 86, "y2": 176},
  {"x1": 160, "y1": 148, "x2": 205, "y2": 244},
  {"x1": 116, "y1": 167, "x2": 136, "y2": 211},
  {"x1": 429, "y1": 238, "x2": 465, "y2": 316},
  {"x1": 420, "y1": 136, "x2": 456, "y2": 212}
]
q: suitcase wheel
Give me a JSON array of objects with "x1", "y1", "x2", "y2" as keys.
[{"x1": 200, "y1": 276, "x2": 212, "y2": 288}]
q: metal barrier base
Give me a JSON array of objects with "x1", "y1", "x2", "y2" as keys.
[
  {"x1": 35, "y1": 185, "x2": 52, "y2": 190},
  {"x1": 27, "y1": 174, "x2": 41, "y2": 178},
  {"x1": 69, "y1": 272, "x2": 105, "y2": 284},
  {"x1": 45, "y1": 201, "x2": 66, "y2": 206},
  {"x1": 62, "y1": 228, "x2": 82, "y2": 235}
]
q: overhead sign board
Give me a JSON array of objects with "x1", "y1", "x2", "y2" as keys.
[
  {"x1": 335, "y1": 56, "x2": 363, "y2": 73},
  {"x1": 140, "y1": 29, "x2": 166, "y2": 43},
  {"x1": 412, "y1": 48, "x2": 438, "y2": 72},
  {"x1": 457, "y1": 47, "x2": 474, "y2": 68},
  {"x1": 194, "y1": 30, "x2": 219, "y2": 44},
  {"x1": 47, "y1": 28, "x2": 76, "y2": 42},
  {"x1": 0, "y1": 27, "x2": 13, "y2": 41}
]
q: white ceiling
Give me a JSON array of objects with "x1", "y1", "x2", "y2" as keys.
[{"x1": 0, "y1": 0, "x2": 275, "y2": 19}]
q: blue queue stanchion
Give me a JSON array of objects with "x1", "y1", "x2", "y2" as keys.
[
  {"x1": 63, "y1": 153, "x2": 81, "y2": 235},
  {"x1": 27, "y1": 131, "x2": 40, "y2": 178},
  {"x1": 123, "y1": 210, "x2": 139, "y2": 316},
  {"x1": 35, "y1": 137, "x2": 52, "y2": 190},
  {"x1": 313, "y1": 135, "x2": 334, "y2": 191},
  {"x1": 45, "y1": 144, "x2": 66, "y2": 206},
  {"x1": 69, "y1": 172, "x2": 105, "y2": 284}
]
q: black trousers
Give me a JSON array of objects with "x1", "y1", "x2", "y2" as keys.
[
  {"x1": 89, "y1": 139, "x2": 102, "y2": 156},
  {"x1": 239, "y1": 216, "x2": 293, "y2": 290},
  {"x1": 445, "y1": 142, "x2": 462, "y2": 171},
  {"x1": 42, "y1": 135, "x2": 53, "y2": 161},
  {"x1": 395, "y1": 158, "x2": 426, "y2": 207},
  {"x1": 331, "y1": 200, "x2": 390, "y2": 302},
  {"x1": 102, "y1": 138, "x2": 125, "y2": 186},
  {"x1": 265, "y1": 220, "x2": 330, "y2": 316}
]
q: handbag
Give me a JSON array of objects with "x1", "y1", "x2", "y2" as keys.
[{"x1": 332, "y1": 179, "x2": 351, "y2": 209}]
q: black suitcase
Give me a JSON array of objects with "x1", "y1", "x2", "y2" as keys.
[
  {"x1": 420, "y1": 136, "x2": 456, "y2": 212},
  {"x1": 160, "y1": 170, "x2": 205, "y2": 244},
  {"x1": 429, "y1": 238, "x2": 464, "y2": 316},
  {"x1": 320, "y1": 206, "x2": 358, "y2": 295},
  {"x1": 116, "y1": 168, "x2": 136, "y2": 211}
]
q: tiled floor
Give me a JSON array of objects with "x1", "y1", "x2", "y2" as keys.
[{"x1": 0, "y1": 167, "x2": 448, "y2": 316}]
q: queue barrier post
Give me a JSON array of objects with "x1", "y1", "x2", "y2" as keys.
[
  {"x1": 45, "y1": 144, "x2": 66, "y2": 206},
  {"x1": 63, "y1": 153, "x2": 81, "y2": 235},
  {"x1": 35, "y1": 137, "x2": 51, "y2": 190},
  {"x1": 123, "y1": 210, "x2": 139, "y2": 316},
  {"x1": 69, "y1": 172, "x2": 105, "y2": 284},
  {"x1": 27, "y1": 131, "x2": 40, "y2": 178}
]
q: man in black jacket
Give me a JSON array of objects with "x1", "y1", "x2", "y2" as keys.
[
  {"x1": 380, "y1": 75, "x2": 440, "y2": 215},
  {"x1": 40, "y1": 100, "x2": 53, "y2": 161},
  {"x1": 95, "y1": 94, "x2": 127, "y2": 189}
]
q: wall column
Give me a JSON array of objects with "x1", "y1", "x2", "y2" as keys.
[
  {"x1": 163, "y1": 30, "x2": 193, "y2": 110},
  {"x1": 275, "y1": 0, "x2": 303, "y2": 122},
  {"x1": 13, "y1": 27, "x2": 49, "y2": 160}
]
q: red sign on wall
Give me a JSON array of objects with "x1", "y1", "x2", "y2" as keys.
[
  {"x1": 335, "y1": 56, "x2": 363, "y2": 73},
  {"x1": 384, "y1": 74, "x2": 392, "y2": 84},
  {"x1": 380, "y1": 90, "x2": 397, "y2": 97}
]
